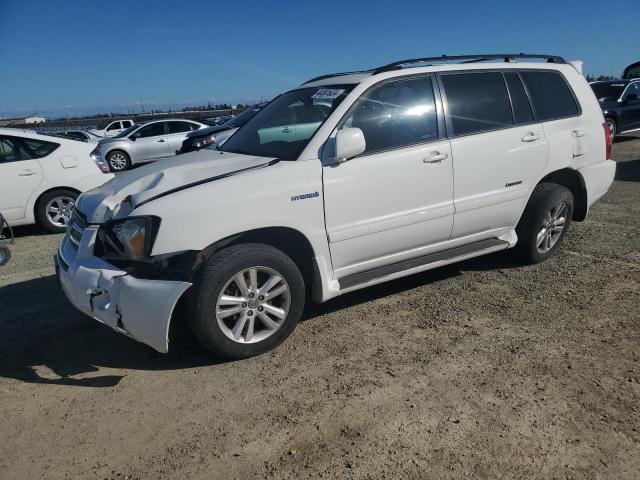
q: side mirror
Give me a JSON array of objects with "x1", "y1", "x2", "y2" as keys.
[
  {"x1": 129, "y1": 133, "x2": 138, "y2": 141},
  {"x1": 335, "y1": 128, "x2": 366, "y2": 162}
]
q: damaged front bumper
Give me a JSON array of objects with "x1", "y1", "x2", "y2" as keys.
[{"x1": 55, "y1": 225, "x2": 191, "y2": 353}]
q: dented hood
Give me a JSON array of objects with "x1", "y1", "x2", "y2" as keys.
[{"x1": 76, "y1": 150, "x2": 275, "y2": 222}]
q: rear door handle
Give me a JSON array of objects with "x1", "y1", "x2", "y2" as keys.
[
  {"x1": 521, "y1": 133, "x2": 541, "y2": 143},
  {"x1": 423, "y1": 152, "x2": 448, "y2": 164},
  {"x1": 18, "y1": 169, "x2": 37, "y2": 176},
  {"x1": 572, "y1": 130, "x2": 585, "y2": 138},
  {"x1": 157, "y1": 139, "x2": 165, "y2": 143},
  {"x1": 282, "y1": 128, "x2": 292, "y2": 133}
]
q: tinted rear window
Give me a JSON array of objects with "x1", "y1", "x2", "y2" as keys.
[
  {"x1": 520, "y1": 71, "x2": 579, "y2": 121},
  {"x1": 504, "y1": 72, "x2": 534, "y2": 125},
  {"x1": 441, "y1": 72, "x2": 513, "y2": 136}
]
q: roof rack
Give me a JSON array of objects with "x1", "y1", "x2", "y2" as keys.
[
  {"x1": 302, "y1": 70, "x2": 370, "y2": 85},
  {"x1": 301, "y1": 54, "x2": 566, "y2": 85},
  {"x1": 371, "y1": 54, "x2": 566, "y2": 74}
]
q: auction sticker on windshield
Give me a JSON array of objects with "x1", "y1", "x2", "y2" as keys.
[{"x1": 312, "y1": 88, "x2": 345, "y2": 99}]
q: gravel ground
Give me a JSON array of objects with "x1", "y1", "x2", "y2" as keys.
[{"x1": 1, "y1": 133, "x2": 639, "y2": 480}]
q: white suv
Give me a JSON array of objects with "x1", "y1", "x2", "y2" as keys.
[{"x1": 56, "y1": 54, "x2": 616, "y2": 358}]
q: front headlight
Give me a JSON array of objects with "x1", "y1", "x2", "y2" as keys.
[
  {"x1": 193, "y1": 133, "x2": 216, "y2": 149},
  {"x1": 95, "y1": 216, "x2": 161, "y2": 261}
]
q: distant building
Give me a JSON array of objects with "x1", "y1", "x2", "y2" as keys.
[
  {"x1": 24, "y1": 116, "x2": 46, "y2": 124},
  {"x1": 0, "y1": 116, "x2": 47, "y2": 126}
]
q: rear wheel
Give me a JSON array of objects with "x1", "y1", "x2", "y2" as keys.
[
  {"x1": 189, "y1": 243, "x2": 305, "y2": 359},
  {"x1": 107, "y1": 150, "x2": 131, "y2": 172},
  {"x1": 36, "y1": 189, "x2": 78, "y2": 233},
  {"x1": 515, "y1": 183, "x2": 574, "y2": 264}
]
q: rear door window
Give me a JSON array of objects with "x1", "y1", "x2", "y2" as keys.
[
  {"x1": 440, "y1": 72, "x2": 513, "y2": 136},
  {"x1": 0, "y1": 136, "x2": 58, "y2": 162},
  {"x1": 167, "y1": 121, "x2": 192, "y2": 134},
  {"x1": 21, "y1": 138, "x2": 60, "y2": 158},
  {"x1": 107, "y1": 122, "x2": 122, "y2": 131},
  {"x1": 504, "y1": 72, "x2": 534, "y2": 125},
  {"x1": 520, "y1": 71, "x2": 580, "y2": 121},
  {"x1": 341, "y1": 76, "x2": 438, "y2": 154}
]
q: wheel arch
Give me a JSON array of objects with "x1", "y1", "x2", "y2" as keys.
[
  {"x1": 197, "y1": 226, "x2": 318, "y2": 290},
  {"x1": 33, "y1": 186, "x2": 81, "y2": 221},
  {"x1": 535, "y1": 168, "x2": 588, "y2": 221}
]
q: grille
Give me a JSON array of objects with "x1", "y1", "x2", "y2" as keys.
[{"x1": 68, "y1": 208, "x2": 89, "y2": 248}]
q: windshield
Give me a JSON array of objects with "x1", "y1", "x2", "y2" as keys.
[
  {"x1": 225, "y1": 107, "x2": 262, "y2": 127},
  {"x1": 591, "y1": 83, "x2": 626, "y2": 101},
  {"x1": 114, "y1": 123, "x2": 141, "y2": 138},
  {"x1": 220, "y1": 86, "x2": 353, "y2": 160}
]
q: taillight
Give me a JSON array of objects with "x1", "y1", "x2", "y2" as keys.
[{"x1": 603, "y1": 122, "x2": 612, "y2": 160}]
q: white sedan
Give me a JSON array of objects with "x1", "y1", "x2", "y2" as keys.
[{"x1": 0, "y1": 128, "x2": 114, "y2": 232}]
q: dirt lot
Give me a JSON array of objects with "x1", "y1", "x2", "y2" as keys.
[{"x1": 1, "y1": 134, "x2": 639, "y2": 480}]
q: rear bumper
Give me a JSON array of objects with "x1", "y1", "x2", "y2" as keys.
[
  {"x1": 579, "y1": 160, "x2": 616, "y2": 209},
  {"x1": 56, "y1": 227, "x2": 191, "y2": 353}
]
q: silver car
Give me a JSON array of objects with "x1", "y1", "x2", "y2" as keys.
[{"x1": 91, "y1": 119, "x2": 207, "y2": 171}]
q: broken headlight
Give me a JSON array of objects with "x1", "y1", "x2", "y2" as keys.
[{"x1": 95, "y1": 216, "x2": 161, "y2": 261}]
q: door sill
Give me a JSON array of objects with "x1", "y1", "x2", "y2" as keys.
[{"x1": 337, "y1": 238, "x2": 509, "y2": 291}]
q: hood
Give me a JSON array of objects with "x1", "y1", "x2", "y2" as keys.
[
  {"x1": 76, "y1": 151, "x2": 276, "y2": 223},
  {"x1": 186, "y1": 125, "x2": 235, "y2": 139},
  {"x1": 98, "y1": 135, "x2": 126, "y2": 145}
]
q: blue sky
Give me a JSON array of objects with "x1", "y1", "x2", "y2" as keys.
[{"x1": 0, "y1": 0, "x2": 637, "y2": 119}]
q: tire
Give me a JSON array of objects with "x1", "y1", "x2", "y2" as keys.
[
  {"x1": 0, "y1": 246, "x2": 10, "y2": 266},
  {"x1": 36, "y1": 189, "x2": 78, "y2": 233},
  {"x1": 514, "y1": 183, "x2": 574, "y2": 264},
  {"x1": 106, "y1": 150, "x2": 131, "y2": 172},
  {"x1": 188, "y1": 243, "x2": 306, "y2": 359},
  {"x1": 605, "y1": 118, "x2": 617, "y2": 140}
]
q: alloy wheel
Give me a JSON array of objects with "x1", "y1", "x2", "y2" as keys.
[
  {"x1": 215, "y1": 266, "x2": 291, "y2": 344},
  {"x1": 109, "y1": 152, "x2": 128, "y2": 171},
  {"x1": 45, "y1": 196, "x2": 75, "y2": 228},
  {"x1": 536, "y1": 201, "x2": 568, "y2": 254}
]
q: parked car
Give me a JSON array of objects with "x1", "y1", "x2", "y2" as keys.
[
  {"x1": 590, "y1": 79, "x2": 640, "y2": 138},
  {"x1": 57, "y1": 130, "x2": 102, "y2": 143},
  {"x1": 178, "y1": 104, "x2": 267, "y2": 154},
  {"x1": 0, "y1": 128, "x2": 113, "y2": 232},
  {"x1": 57, "y1": 54, "x2": 615, "y2": 359},
  {"x1": 91, "y1": 119, "x2": 207, "y2": 171},
  {"x1": 89, "y1": 119, "x2": 134, "y2": 138},
  {"x1": 622, "y1": 61, "x2": 640, "y2": 80},
  {"x1": 205, "y1": 115, "x2": 234, "y2": 126}
]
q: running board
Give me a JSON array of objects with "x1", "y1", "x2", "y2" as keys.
[{"x1": 338, "y1": 238, "x2": 509, "y2": 291}]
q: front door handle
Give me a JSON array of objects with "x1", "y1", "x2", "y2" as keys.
[
  {"x1": 282, "y1": 128, "x2": 292, "y2": 133},
  {"x1": 157, "y1": 139, "x2": 166, "y2": 143},
  {"x1": 18, "y1": 169, "x2": 37, "y2": 176},
  {"x1": 423, "y1": 152, "x2": 448, "y2": 164},
  {"x1": 521, "y1": 133, "x2": 541, "y2": 143}
]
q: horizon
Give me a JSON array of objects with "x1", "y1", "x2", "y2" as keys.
[{"x1": 1, "y1": 0, "x2": 638, "y2": 119}]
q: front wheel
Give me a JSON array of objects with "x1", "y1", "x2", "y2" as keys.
[
  {"x1": 189, "y1": 243, "x2": 306, "y2": 359},
  {"x1": 515, "y1": 183, "x2": 574, "y2": 264}
]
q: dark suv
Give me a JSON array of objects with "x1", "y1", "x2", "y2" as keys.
[{"x1": 590, "y1": 79, "x2": 640, "y2": 138}]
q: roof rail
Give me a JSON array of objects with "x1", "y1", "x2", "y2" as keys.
[
  {"x1": 302, "y1": 70, "x2": 370, "y2": 85},
  {"x1": 371, "y1": 54, "x2": 566, "y2": 74},
  {"x1": 301, "y1": 54, "x2": 567, "y2": 85}
]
